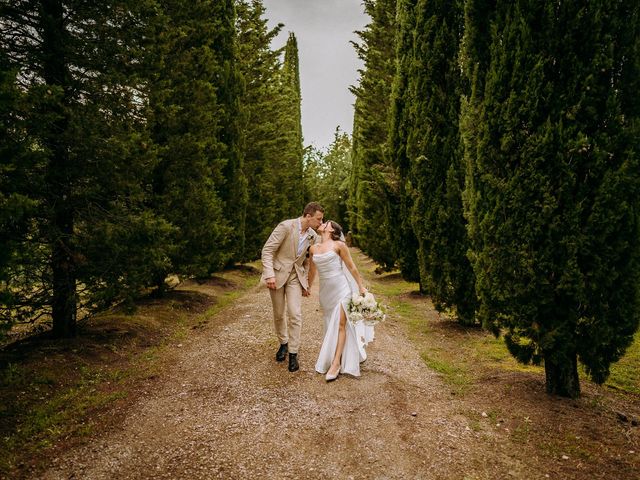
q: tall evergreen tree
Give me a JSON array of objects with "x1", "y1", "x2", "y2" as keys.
[
  {"x1": 304, "y1": 128, "x2": 352, "y2": 228},
  {"x1": 216, "y1": 0, "x2": 247, "y2": 264},
  {"x1": 278, "y1": 32, "x2": 305, "y2": 215},
  {"x1": 0, "y1": 1, "x2": 167, "y2": 336},
  {"x1": 349, "y1": 0, "x2": 397, "y2": 270},
  {"x1": 459, "y1": 0, "x2": 497, "y2": 289},
  {"x1": 146, "y1": 0, "x2": 239, "y2": 289},
  {"x1": 406, "y1": 0, "x2": 477, "y2": 323},
  {"x1": 236, "y1": 0, "x2": 287, "y2": 260},
  {"x1": 388, "y1": 0, "x2": 421, "y2": 283},
  {"x1": 463, "y1": 0, "x2": 640, "y2": 397}
]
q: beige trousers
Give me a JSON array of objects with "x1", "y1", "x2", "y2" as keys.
[{"x1": 269, "y1": 269, "x2": 303, "y2": 354}]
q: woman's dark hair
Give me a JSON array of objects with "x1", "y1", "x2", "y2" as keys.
[{"x1": 329, "y1": 220, "x2": 343, "y2": 241}]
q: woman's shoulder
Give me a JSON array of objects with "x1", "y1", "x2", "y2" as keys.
[{"x1": 335, "y1": 241, "x2": 353, "y2": 259}]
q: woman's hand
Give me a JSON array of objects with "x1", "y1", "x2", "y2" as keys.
[{"x1": 359, "y1": 286, "x2": 367, "y2": 296}]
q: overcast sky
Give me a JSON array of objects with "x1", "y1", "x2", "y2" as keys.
[{"x1": 261, "y1": 0, "x2": 369, "y2": 150}]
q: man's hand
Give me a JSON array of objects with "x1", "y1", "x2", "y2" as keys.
[
  {"x1": 266, "y1": 277, "x2": 276, "y2": 290},
  {"x1": 302, "y1": 288, "x2": 311, "y2": 297}
]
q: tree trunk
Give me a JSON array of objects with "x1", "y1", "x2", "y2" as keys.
[
  {"x1": 544, "y1": 350, "x2": 580, "y2": 398},
  {"x1": 51, "y1": 237, "x2": 77, "y2": 338},
  {"x1": 155, "y1": 272, "x2": 168, "y2": 298},
  {"x1": 41, "y1": 0, "x2": 77, "y2": 338}
]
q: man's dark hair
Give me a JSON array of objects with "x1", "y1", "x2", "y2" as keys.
[{"x1": 303, "y1": 202, "x2": 324, "y2": 217}]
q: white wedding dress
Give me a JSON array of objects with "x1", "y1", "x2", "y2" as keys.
[{"x1": 313, "y1": 250, "x2": 375, "y2": 377}]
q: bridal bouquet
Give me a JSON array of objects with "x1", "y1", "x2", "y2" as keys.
[{"x1": 348, "y1": 291, "x2": 385, "y2": 326}]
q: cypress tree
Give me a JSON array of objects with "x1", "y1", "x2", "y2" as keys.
[
  {"x1": 236, "y1": 0, "x2": 287, "y2": 260},
  {"x1": 215, "y1": 0, "x2": 247, "y2": 264},
  {"x1": 459, "y1": 0, "x2": 497, "y2": 282},
  {"x1": 279, "y1": 32, "x2": 305, "y2": 216},
  {"x1": 146, "y1": 0, "x2": 238, "y2": 288},
  {"x1": 349, "y1": 0, "x2": 397, "y2": 270},
  {"x1": 304, "y1": 128, "x2": 352, "y2": 227},
  {"x1": 463, "y1": 0, "x2": 640, "y2": 397},
  {"x1": 388, "y1": 0, "x2": 421, "y2": 283},
  {"x1": 406, "y1": 0, "x2": 477, "y2": 323}
]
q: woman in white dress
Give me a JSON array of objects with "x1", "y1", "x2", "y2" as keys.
[{"x1": 309, "y1": 221, "x2": 375, "y2": 381}]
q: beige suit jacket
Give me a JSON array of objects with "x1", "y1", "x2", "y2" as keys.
[{"x1": 261, "y1": 218, "x2": 318, "y2": 290}]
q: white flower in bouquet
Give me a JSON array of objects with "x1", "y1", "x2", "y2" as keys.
[
  {"x1": 351, "y1": 293, "x2": 364, "y2": 307},
  {"x1": 348, "y1": 291, "x2": 385, "y2": 326},
  {"x1": 363, "y1": 292, "x2": 377, "y2": 310}
]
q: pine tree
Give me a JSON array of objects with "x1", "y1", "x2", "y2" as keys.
[
  {"x1": 406, "y1": 0, "x2": 477, "y2": 323},
  {"x1": 463, "y1": 0, "x2": 640, "y2": 397},
  {"x1": 0, "y1": 50, "x2": 41, "y2": 332},
  {"x1": 1, "y1": 1, "x2": 167, "y2": 336},
  {"x1": 349, "y1": 0, "x2": 397, "y2": 271},
  {"x1": 387, "y1": 0, "x2": 421, "y2": 283}
]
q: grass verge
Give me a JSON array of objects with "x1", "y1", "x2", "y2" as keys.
[{"x1": 350, "y1": 248, "x2": 639, "y2": 396}]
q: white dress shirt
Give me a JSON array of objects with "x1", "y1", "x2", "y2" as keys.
[{"x1": 297, "y1": 218, "x2": 311, "y2": 257}]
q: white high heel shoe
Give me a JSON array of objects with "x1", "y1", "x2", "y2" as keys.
[{"x1": 325, "y1": 368, "x2": 340, "y2": 382}]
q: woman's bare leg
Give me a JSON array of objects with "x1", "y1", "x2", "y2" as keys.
[{"x1": 328, "y1": 307, "x2": 347, "y2": 375}]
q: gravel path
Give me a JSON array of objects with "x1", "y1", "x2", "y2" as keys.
[{"x1": 39, "y1": 279, "x2": 530, "y2": 479}]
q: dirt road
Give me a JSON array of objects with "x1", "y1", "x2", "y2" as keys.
[
  {"x1": 38, "y1": 274, "x2": 524, "y2": 479},
  {"x1": 36, "y1": 256, "x2": 639, "y2": 480}
]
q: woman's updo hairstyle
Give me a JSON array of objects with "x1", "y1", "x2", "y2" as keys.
[{"x1": 329, "y1": 221, "x2": 343, "y2": 241}]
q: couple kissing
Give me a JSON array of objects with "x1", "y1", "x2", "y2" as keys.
[{"x1": 261, "y1": 202, "x2": 375, "y2": 381}]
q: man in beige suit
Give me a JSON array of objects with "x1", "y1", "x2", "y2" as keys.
[{"x1": 261, "y1": 202, "x2": 324, "y2": 372}]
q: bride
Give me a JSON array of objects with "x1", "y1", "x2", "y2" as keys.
[{"x1": 309, "y1": 220, "x2": 375, "y2": 381}]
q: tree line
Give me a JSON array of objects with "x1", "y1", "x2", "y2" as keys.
[
  {"x1": 348, "y1": 0, "x2": 640, "y2": 397},
  {"x1": 0, "y1": 0, "x2": 303, "y2": 339}
]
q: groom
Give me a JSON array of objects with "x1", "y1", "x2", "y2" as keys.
[{"x1": 261, "y1": 202, "x2": 324, "y2": 372}]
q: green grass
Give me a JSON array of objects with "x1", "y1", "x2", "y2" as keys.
[
  {"x1": 511, "y1": 421, "x2": 531, "y2": 443},
  {"x1": 469, "y1": 335, "x2": 543, "y2": 374},
  {"x1": 540, "y1": 434, "x2": 594, "y2": 462},
  {"x1": 420, "y1": 350, "x2": 471, "y2": 393},
  {"x1": 606, "y1": 331, "x2": 640, "y2": 394}
]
